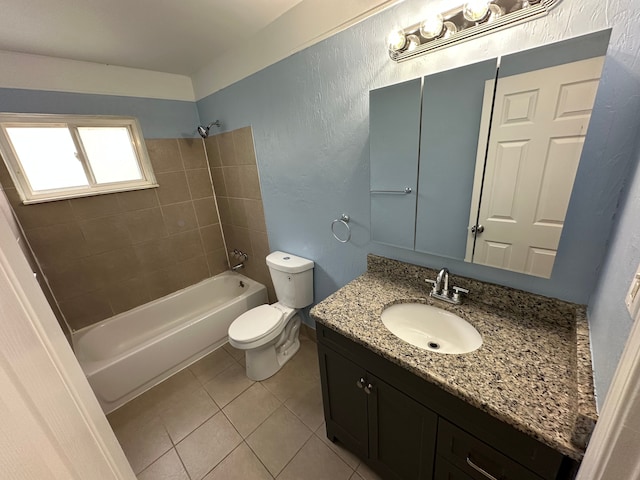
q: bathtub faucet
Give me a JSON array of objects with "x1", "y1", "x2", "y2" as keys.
[{"x1": 232, "y1": 263, "x2": 245, "y2": 271}]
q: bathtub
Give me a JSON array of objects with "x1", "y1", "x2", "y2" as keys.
[{"x1": 72, "y1": 271, "x2": 267, "y2": 414}]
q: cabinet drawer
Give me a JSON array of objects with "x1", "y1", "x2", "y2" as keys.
[
  {"x1": 434, "y1": 455, "x2": 474, "y2": 480},
  {"x1": 438, "y1": 419, "x2": 543, "y2": 480}
]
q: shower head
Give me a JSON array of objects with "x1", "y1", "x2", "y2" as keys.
[{"x1": 197, "y1": 120, "x2": 222, "y2": 138}]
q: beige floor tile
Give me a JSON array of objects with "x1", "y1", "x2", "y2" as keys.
[
  {"x1": 111, "y1": 412, "x2": 173, "y2": 474},
  {"x1": 276, "y1": 436, "x2": 354, "y2": 480},
  {"x1": 203, "y1": 443, "x2": 273, "y2": 480},
  {"x1": 128, "y1": 368, "x2": 203, "y2": 417},
  {"x1": 108, "y1": 396, "x2": 155, "y2": 432},
  {"x1": 189, "y1": 347, "x2": 237, "y2": 384},
  {"x1": 247, "y1": 406, "x2": 313, "y2": 476},
  {"x1": 289, "y1": 338, "x2": 320, "y2": 376},
  {"x1": 204, "y1": 362, "x2": 254, "y2": 408},
  {"x1": 176, "y1": 412, "x2": 242, "y2": 480},
  {"x1": 315, "y1": 423, "x2": 361, "y2": 470},
  {"x1": 285, "y1": 382, "x2": 324, "y2": 431},
  {"x1": 159, "y1": 387, "x2": 220, "y2": 443},
  {"x1": 355, "y1": 462, "x2": 384, "y2": 480},
  {"x1": 261, "y1": 358, "x2": 319, "y2": 403},
  {"x1": 223, "y1": 341, "x2": 245, "y2": 362},
  {"x1": 223, "y1": 383, "x2": 282, "y2": 437},
  {"x1": 137, "y1": 448, "x2": 189, "y2": 480},
  {"x1": 349, "y1": 473, "x2": 366, "y2": 480}
]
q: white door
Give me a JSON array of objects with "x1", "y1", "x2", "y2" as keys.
[
  {"x1": 0, "y1": 200, "x2": 135, "y2": 479},
  {"x1": 468, "y1": 57, "x2": 604, "y2": 277}
]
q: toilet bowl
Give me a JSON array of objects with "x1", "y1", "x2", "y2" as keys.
[
  {"x1": 228, "y1": 251, "x2": 314, "y2": 381},
  {"x1": 229, "y1": 303, "x2": 301, "y2": 380}
]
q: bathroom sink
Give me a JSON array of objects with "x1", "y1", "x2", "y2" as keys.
[{"x1": 381, "y1": 303, "x2": 482, "y2": 354}]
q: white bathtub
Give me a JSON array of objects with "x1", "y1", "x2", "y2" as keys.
[{"x1": 72, "y1": 272, "x2": 267, "y2": 414}]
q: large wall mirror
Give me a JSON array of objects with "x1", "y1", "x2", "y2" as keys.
[{"x1": 370, "y1": 29, "x2": 611, "y2": 278}]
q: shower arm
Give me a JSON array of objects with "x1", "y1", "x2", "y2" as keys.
[{"x1": 197, "y1": 120, "x2": 222, "y2": 138}]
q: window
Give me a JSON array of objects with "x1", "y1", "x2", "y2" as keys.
[{"x1": 0, "y1": 114, "x2": 157, "y2": 204}]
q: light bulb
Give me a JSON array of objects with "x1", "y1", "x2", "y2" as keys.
[
  {"x1": 387, "y1": 30, "x2": 407, "y2": 51},
  {"x1": 406, "y1": 35, "x2": 421, "y2": 51},
  {"x1": 463, "y1": 0, "x2": 491, "y2": 22},
  {"x1": 420, "y1": 14, "x2": 445, "y2": 40},
  {"x1": 442, "y1": 21, "x2": 458, "y2": 39},
  {"x1": 488, "y1": 3, "x2": 504, "y2": 20}
]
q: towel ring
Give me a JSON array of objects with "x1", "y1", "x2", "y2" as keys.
[{"x1": 331, "y1": 214, "x2": 351, "y2": 243}]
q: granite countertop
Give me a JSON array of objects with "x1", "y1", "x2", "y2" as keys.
[{"x1": 310, "y1": 255, "x2": 597, "y2": 461}]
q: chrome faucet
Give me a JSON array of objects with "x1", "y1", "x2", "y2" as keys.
[
  {"x1": 426, "y1": 268, "x2": 469, "y2": 305},
  {"x1": 436, "y1": 268, "x2": 450, "y2": 298},
  {"x1": 230, "y1": 249, "x2": 248, "y2": 271}
]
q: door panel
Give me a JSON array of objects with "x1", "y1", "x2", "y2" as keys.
[{"x1": 471, "y1": 56, "x2": 605, "y2": 277}]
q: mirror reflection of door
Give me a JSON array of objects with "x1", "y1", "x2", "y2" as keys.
[{"x1": 467, "y1": 56, "x2": 605, "y2": 277}]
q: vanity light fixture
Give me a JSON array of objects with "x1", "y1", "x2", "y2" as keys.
[
  {"x1": 462, "y1": 0, "x2": 491, "y2": 22},
  {"x1": 388, "y1": 0, "x2": 560, "y2": 62}
]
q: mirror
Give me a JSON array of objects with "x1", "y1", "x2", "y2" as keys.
[{"x1": 370, "y1": 29, "x2": 611, "y2": 278}]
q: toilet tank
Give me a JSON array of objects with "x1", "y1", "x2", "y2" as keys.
[{"x1": 266, "y1": 251, "x2": 314, "y2": 308}]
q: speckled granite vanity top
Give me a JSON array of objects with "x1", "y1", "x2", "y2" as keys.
[{"x1": 310, "y1": 255, "x2": 597, "y2": 460}]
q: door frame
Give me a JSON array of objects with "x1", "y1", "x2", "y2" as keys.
[
  {"x1": 0, "y1": 206, "x2": 135, "y2": 479},
  {"x1": 577, "y1": 308, "x2": 640, "y2": 478}
]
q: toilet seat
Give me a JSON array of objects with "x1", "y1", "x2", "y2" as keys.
[{"x1": 229, "y1": 304, "x2": 285, "y2": 345}]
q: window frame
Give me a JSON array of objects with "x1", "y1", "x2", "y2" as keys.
[{"x1": 0, "y1": 113, "x2": 158, "y2": 204}]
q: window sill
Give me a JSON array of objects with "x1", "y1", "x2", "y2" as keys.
[{"x1": 21, "y1": 183, "x2": 159, "y2": 205}]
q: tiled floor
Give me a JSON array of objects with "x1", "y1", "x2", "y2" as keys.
[{"x1": 108, "y1": 336, "x2": 382, "y2": 480}]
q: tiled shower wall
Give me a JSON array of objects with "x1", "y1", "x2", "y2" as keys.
[
  {"x1": 0, "y1": 138, "x2": 228, "y2": 330},
  {"x1": 205, "y1": 127, "x2": 275, "y2": 301},
  {"x1": 0, "y1": 127, "x2": 271, "y2": 331},
  {"x1": 0, "y1": 184, "x2": 70, "y2": 341}
]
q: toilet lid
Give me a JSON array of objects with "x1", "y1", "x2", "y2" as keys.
[{"x1": 229, "y1": 305, "x2": 284, "y2": 344}]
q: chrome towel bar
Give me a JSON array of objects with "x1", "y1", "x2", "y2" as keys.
[{"x1": 370, "y1": 187, "x2": 412, "y2": 194}]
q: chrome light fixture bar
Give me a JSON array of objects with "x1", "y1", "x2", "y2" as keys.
[{"x1": 388, "y1": 0, "x2": 561, "y2": 62}]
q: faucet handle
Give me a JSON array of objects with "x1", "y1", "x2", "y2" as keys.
[
  {"x1": 452, "y1": 286, "x2": 469, "y2": 303},
  {"x1": 425, "y1": 278, "x2": 438, "y2": 294}
]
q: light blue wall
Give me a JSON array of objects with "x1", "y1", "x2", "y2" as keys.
[
  {"x1": 588, "y1": 144, "x2": 640, "y2": 404},
  {"x1": 196, "y1": 0, "x2": 640, "y2": 406},
  {"x1": 0, "y1": 88, "x2": 200, "y2": 138}
]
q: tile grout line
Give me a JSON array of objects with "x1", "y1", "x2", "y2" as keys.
[
  {"x1": 240, "y1": 440, "x2": 276, "y2": 479},
  {"x1": 121, "y1": 341, "x2": 326, "y2": 479},
  {"x1": 312, "y1": 429, "x2": 360, "y2": 474}
]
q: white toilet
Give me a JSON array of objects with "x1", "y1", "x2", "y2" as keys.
[{"x1": 228, "y1": 251, "x2": 314, "y2": 381}]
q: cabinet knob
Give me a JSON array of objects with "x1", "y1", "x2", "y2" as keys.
[
  {"x1": 364, "y1": 383, "x2": 374, "y2": 395},
  {"x1": 356, "y1": 377, "x2": 365, "y2": 389}
]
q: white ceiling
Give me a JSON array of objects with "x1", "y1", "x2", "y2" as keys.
[{"x1": 0, "y1": 0, "x2": 305, "y2": 75}]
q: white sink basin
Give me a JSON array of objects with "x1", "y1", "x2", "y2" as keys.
[{"x1": 381, "y1": 303, "x2": 482, "y2": 354}]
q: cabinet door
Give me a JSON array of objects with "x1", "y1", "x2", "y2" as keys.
[
  {"x1": 415, "y1": 59, "x2": 497, "y2": 259},
  {"x1": 317, "y1": 345, "x2": 369, "y2": 458},
  {"x1": 368, "y1": 373, "x2": 438, "y2": 480},
  {"x1": 370, "y1": 78, "x2": 421, "y2": 249}
]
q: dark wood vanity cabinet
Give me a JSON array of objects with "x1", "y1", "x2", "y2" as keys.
[
  {"x1": 316, "y1": 323, "x2": 579, "y2": 480},
  {"x1": 319, "y1": 343, "x2": 437, "y2": 479}
]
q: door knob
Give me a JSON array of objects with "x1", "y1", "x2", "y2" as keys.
[{"x1": 471, "y1": 224, "x2": 484, "y2": 234}]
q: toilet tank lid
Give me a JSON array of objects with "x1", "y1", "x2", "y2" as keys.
[{"x1": 266, "y1": 251, "x2": 314, "y2": 273}]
